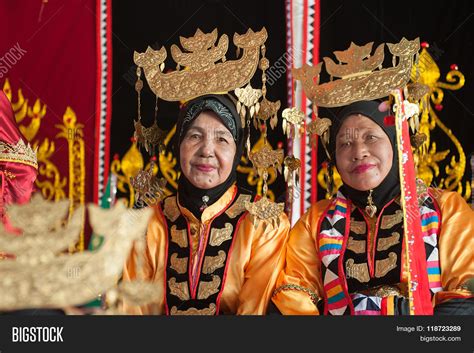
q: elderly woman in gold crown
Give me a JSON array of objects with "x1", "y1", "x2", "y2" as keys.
[
  {"x1": 272, "y1": 38, "x2": 473, "y2": 315},
  {"x1": 122, "y1": 27, "x2": 290, "y2": 315},
  {"x1": 123, "y1": 93, "x2": 289, "y2": 315}
]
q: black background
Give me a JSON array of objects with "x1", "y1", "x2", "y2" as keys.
[{"x1": 111, "y1": 0, "x2": 474, "y2": 202}]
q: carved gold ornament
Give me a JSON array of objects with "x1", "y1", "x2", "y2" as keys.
[
  {"x1": 0, "y1": 195, "x2": 152, "y2": 311},
  {"x1": 248, "y1": 144, "x2": 284, "y2": 179},
  {"x1": 244, "y1": 196, "x2": 285, "y2": 228},
  {"x1": 282, "y1": 107, "x2": 305, "y2": 138},
  {"x1": 135, "y1": 28, "x2": 267, "y2": 102},
  {"x1": 293, "y1": 38, "x2": 420, "y2": 107},
  {"x1": 410, "y1": 47, "x2": 470, "y2": 200},
  {"x1": 235, "y1": 83, "x2": 262, "y2": 127}
]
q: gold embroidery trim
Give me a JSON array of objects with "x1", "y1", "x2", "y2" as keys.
[
  {"x1": 375, "y1": 252, "x2": 398, "y2": 278},
  {"x1": 170, "y1": 303, "x2": 217, "y2": 315},
  {"x1": 209, "y1": 223, "x2": 233, "y2": 247},
  {"x1": 197, "y1": 275, "x2": 221, "y2": 300},
  {"x1": 202, "y1": 250, "x2": 226, "y2": 274},
  {"x1": 170, "y1": 253, "x2": 188, "y2": 274},
  {"x1": 0, "y1": 170, "x2": 16, "y2": 179},
  {"x1": 345, "y1": 259, "x2": 370, "y2": 283},
  {"x1": 346, "y1": 236, "x2": 366, "y2": 254},
  {"x1": 225, "y1": 194, "x2": 252, "y2": 219},
  {"x1": 359, "y1": 284, "x2": 408, "y2": 298},
  {"x1": 377, "y1": 232, "x2": 401, "y2": 251},
  {"x1": 381, "y1": 210, "x2": 403, "y2": 229},
  {"x1": 272, "y1": 284, "x2": 320, "y2": 306},
  {"x1": 163, "y1": 196, "x2": 180, "y2": 222},
  {"x1": 350, "y1": 219, "x2": 367, "y2": 234},
  {"x1": 170, "y1": 225, "x2": 188, "y2": 248},
  {"x1": 168, "y1": 277, "x2": 190, "y2": 301}
]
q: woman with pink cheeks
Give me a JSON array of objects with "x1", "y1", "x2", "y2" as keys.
[{"x1": 272, "y1": 100, "x2": 474, "y2": 316}]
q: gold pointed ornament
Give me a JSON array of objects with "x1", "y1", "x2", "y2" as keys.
[
  {"x1": 284, "y1": 155, "x2": 301, "y2": 202},
  {"x1": 281, "y1": 107, "x2": 305, "y2": 138}
]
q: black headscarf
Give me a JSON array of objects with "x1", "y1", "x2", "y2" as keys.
[
  {"x1": 175, "y1": 94, "x2": 244, "y2": 218},
  {"x1": 329, "y1": 100, "x2": 400, "y2": 211}
]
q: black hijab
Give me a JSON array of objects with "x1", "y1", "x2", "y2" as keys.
[
  {"x1": 329, "y1": 100, "x2": 400, "y2": 211},
  {"x1": 175, "y1": 94, "x2": 244, "y2": 218}
]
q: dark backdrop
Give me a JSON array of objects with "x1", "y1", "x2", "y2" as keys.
[{"x1": 111, "y1": 0, "x2": 473, "y2": 202}]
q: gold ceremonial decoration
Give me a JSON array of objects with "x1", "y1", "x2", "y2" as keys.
[
  {"x1": 282, "y1": 107, "x2": 305, "y2": 138},
  {"x1": 170, "y1": 253, "x2": 188, "y2": 274},
  {"x1": 110, "y1": 140, "x2": 144, "y2": 207},
  {"x1": 377, "y1": 232, "x2": 401, "y2": 251},
  {"x1": 197, "y1": 275, "x2": 221, "y2": 300},
  {"x1": 375, "y1": 252, "x2": 398, "y2": 278},
  {"x1": 237, "y1": 132, "x2": 278, "y2": 201},
  {"x1": 346, "y1": 237, "x2": 366, "y2": 254},
  {"x1": 209, "y1": 223, "x2": 233, "y2": 247},
  {"x1": 244, "y1": 196, "x2": 285, "y2": 228},
  {"x1": 410, "y1": 47, "x2": 470, "y2": 200},
  {"x1": 3, "y1": 80, "x2": 86, "y2": 251},
  {"x1": 55, "y1": 107, "x2": 86, "y2": 251},
  {"x1": 170, "y1": 303, "x2": 216, "y2": 316},
  {"x1": 168, "y1": 278, "x2": 190, "y2": 301},
  {"x1": 225, "y1": 194, "x2": 252, "y2": 219},
  {"x1": 293, "y1": 38, "x2": 420, "y2": 107},
  {"x1": 170, "y1": 225, "x2": 188, "y2": 248},
  {"x1": 380, "y1": 210, "x2": 403, "y2": 230},
  {"x1": 0, "y1": 194, "x2": 152, "y2": 310},
  {"x1": 350, "y1": 220, "x2": 367, "y2": 235},
  {"x1": 134, "y1": 28, "x2": 267, "y2": 102},
  {"x1": 202, "y1": 250, "x2": 226, "y2": 274},
  {"x1": 345, "y1": 258, "x2": 370, "y2": 283},
  {"x1": 0, "y1": 139, "x2": 38, "y2": 169}
]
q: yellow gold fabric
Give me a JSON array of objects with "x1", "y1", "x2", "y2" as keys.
[
  {"x1": 432, "y1": 191, "x2": 474, "y2": 305},
  {"x1": 123, "y1": 185, "x2": 290, "y2": 315},
  {"x1": 272, "y1": 190, "x2": 473, "y2": 315}
]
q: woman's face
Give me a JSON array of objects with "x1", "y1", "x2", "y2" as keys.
[
  {"x1": 335, "y1": 114, "x2": 393, "y2": 191},
  {"x1": 180, "y1": 111, "x2": 237, "y2": 189}
]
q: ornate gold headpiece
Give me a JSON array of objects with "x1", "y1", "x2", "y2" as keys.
[
  {"x1": 283, "y1": 38, "x2": 421, "y2": 198},
  {"x1": 0, "y1": 139, "x2": 38, "y2": 169},
  {"x1": 293, "y1": 37, "x2": 420, "y2": 107},
  {"x1": 134, "y1": 28, "x2": 268, "y2": 101},
  {"x1": 132, "y1": 27, "x2": 285, "y2": 226}
]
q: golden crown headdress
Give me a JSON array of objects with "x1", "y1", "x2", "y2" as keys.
[
  {"x1": 280, "y1": 38, "x2": 421, "y2": 198},
  {"x1": 0, "y1": 138, "x2": 38, "y2": 169},
  {"x1": 131, "y1": 27, "x2": 285, "y2": 227},
  {"x1": 292, "y1": 37, "x2": 420, "y2": 108}
]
